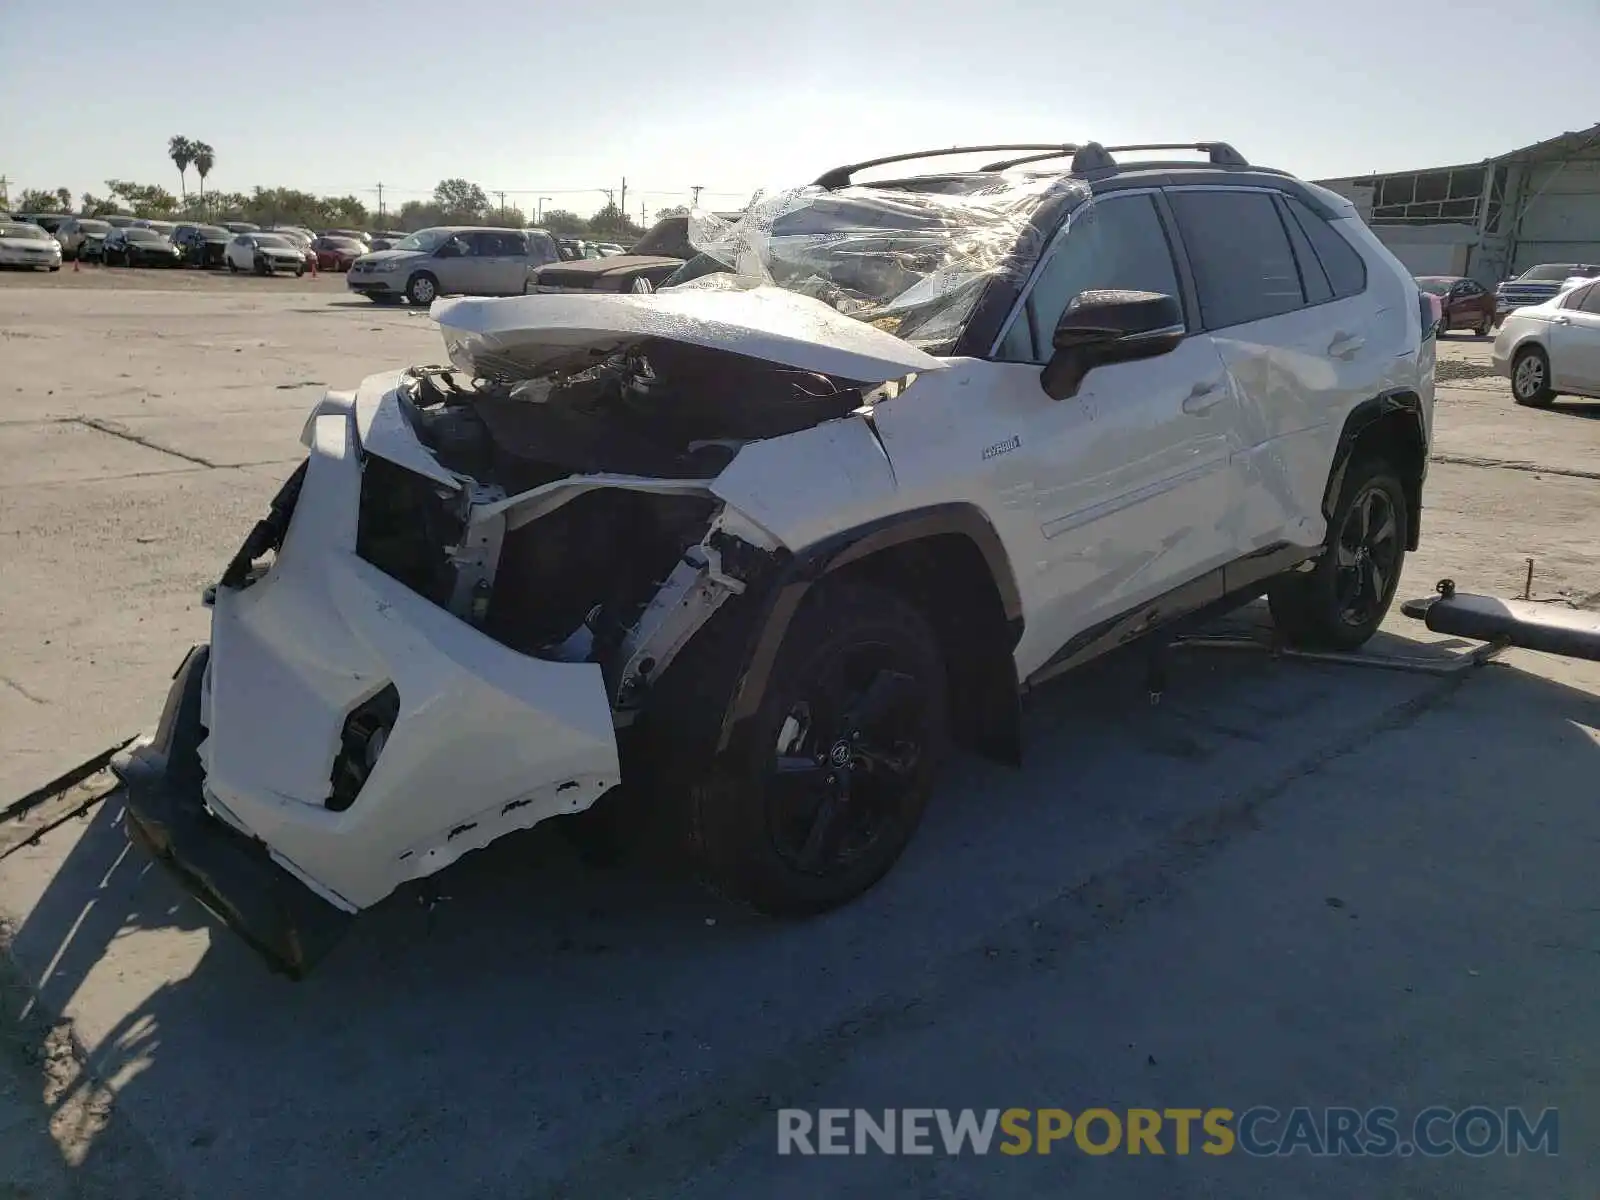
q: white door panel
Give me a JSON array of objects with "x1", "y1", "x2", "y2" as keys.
[
  {"x1": 1211, "y1": 295, "x2": 1373, "y2": 550},
  {"x1": 1548, "y1": 308, "x2": 1600, "y2": 392},
  {"x1": 871, "y1": 339, "x2": 1243, "y2": 681}
]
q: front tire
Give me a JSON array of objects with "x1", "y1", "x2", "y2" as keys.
[
  {"x1": 1511, "y1": 345, "x2": 1555, "y2": 408},
  {"x1": 1268, "y1": 457, "x2": 1408, "y2": 651},
  {"x1": 685, "y1": 581, "x2": 949, "y2": 915},
  {"x1": 406, "y1": 272, "x2": 439, "y2": 305}
]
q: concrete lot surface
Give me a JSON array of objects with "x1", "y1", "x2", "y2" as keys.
[{"x1": 0, "y1": 278, "x2": 1596, "y2": 1198}]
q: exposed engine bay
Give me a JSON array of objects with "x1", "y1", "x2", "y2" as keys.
[{"x1": 353, "y1": 345, "x2": 877, "y2": 721}]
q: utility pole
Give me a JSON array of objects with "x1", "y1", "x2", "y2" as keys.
[
  {"x1": 494, "y1": 189, "x2": 507, "y2": 217},
  {"x1": 0, "y1": 176, "x2": 9, "y2": 209},
  {"x1": 640, "y1": 201, "x2": 646, "y2": 226},
  {"x1": 690, "y1": 185, "x2": 703, "y2": 207},
  {"x1": 537, "y1": 196, "x2": 551, "y2": 222},
  {"x1": 619, "y1": 176, "x2": 626, "y2": 222},
  {"x1": 375, "y1": 182, "x2": 385, "y2": 224}
]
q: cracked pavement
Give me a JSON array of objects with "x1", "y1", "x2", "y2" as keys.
[{"x1": 0, "y1": 281, "x2": 1596, "y2": 1198}]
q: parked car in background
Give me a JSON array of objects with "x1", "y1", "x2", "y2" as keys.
[
  {"x1": 594, "y1": 242, "x2": 626, "y2": 256},
  {"x1": 131, "y1": 219, "x2": 178, "y2": 237},
  {"x1": 103, "y1": 215, "x2": 138, "y2": 228},
  {"x1": 319, "y1": 228, "x2": 371, "y2": 246},
  {"x1": 174, "y1": 224, "x2": 233, "y2": 268},
  {"x1": 103, "y1": 227, "x2": 183, "y2": 267},
  {"x1": 369, "y1": 229, "x2": 409, "y2": 251},
  {"x1": 529, "y1": 214, "x2": 698, "y2": 294},
  {"x1": 0, "y1": 221, "x2": 62, "y2": 271},
  {"x1": 222, "y1": 221, "x2": 260, "y2": 234},
  {"x1": 268, "y1": 227, "x2": 320, "y2": 271},
  {"x1": 74, "y1": 226, "x2": 112, "y2": 262},
  {"x1": 1560, "y1": 269, "x2": 1600, "y2": 293},
  {"x1": 16, "y1": 213, "x2": 71, "y2": 235},
  {"x1": 1494, "y1": 262, "x2": 1600, "y2": 324},
  {"x1": 1415, "y1": 275, "x2": 1495, "y2": 336},
  {"x1": 225, "y1": 232, "x2": 308, "y2": 276},
  {"x1": 1494, "y1": 277, "x2": 1600, "y2": 407},
  {"x1": 54, "y1": 217, "x2": 111, "y2": 260},
  {"x1": 347, "y1": 226, "x2": 561, "y2": 304},
  {"x1": 311, "y1": 236, "x2": 364, "y2": 272}
]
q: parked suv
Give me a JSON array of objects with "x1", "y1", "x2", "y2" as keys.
[
  {"x1": 1495, "y1": 262, "x2": 1600, "y2": 324},
  {"x1": 347, "y1": 226, "x2": 563, "y2": 304},
  {"x1": 114, "y1": 141, "x2": 1434, "y2": 975}
]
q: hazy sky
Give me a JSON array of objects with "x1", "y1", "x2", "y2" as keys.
[{"x1": 6, "y1": 0, "x2": 1597, "y2": 219}]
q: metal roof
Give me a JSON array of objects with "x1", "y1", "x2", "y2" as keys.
[{"x1": 1328, "y1": 122, "x2": 1600, "y2": 186}]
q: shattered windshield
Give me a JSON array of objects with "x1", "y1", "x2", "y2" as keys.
[{"x1": 676, "y1": 174, "x2": 1082, "y2": 352}]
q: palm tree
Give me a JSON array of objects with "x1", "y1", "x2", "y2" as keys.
[
  {"x1": 168, "y1": 136, "x2": 195, "y2": 199},
  {"x1": 192, "y1": 143, "x2": 215, "y2": 211}
]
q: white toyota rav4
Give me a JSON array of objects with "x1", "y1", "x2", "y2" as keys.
[{"x1": 115, "y1": 142, "x2": 1436, "y2": 974}]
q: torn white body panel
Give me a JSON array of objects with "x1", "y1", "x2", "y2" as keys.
[{"x1": 197, "y1": 393, "x2": 622, "y2": 910}]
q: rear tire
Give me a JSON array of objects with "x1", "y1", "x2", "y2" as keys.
[
  {"x1": 1476, "y1": 312, "x2": 1493, "y2": 337},
  {"x1": 1511, "y1": 345, "x2": 1555, "y2": 408},
  {"x1": 683, "y1": 581, "x2": 949, "y2": 915},
  {"x1": 1268, "y1": 457, "x2": 1408, "y2": 651}
]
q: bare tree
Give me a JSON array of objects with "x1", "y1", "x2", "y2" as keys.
[{"x1": 168, "y1": 136, "x2": 195, "y2": 199}]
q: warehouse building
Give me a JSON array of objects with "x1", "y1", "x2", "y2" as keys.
[{"x1": 1316, "y1": 123, "x2": 1600, "y2": 284}]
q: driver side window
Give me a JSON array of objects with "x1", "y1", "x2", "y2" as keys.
[{"x1": 997, "y1": 194, "x2": 1183, "y2": 363}]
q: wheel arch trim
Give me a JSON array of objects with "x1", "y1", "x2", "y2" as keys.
[
  {"x1": 715, "y1": 503, "x2": 1023, "y2": 753},
  {"x1": 1323, "y1": 387, "x2": 1429, "y2": 551}
]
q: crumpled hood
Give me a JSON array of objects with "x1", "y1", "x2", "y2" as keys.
[{"x1": 431, "y1": 284, "x2": 945, "y2": 382}]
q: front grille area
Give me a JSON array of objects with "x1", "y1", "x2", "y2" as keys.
[{"x1": 355, "y1": 457, "x2": 464, "y2": 606}]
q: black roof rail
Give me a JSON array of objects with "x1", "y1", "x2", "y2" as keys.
[
  {"x1": 980, "y1": 149, "x2": 1081, "y2": 171},
  {"x1": 1071, "y1": 141, "x2": 1249, "y2": 173},
  {"x1": 814, "y1": 144, "x2": 1078, "y2": 190}
]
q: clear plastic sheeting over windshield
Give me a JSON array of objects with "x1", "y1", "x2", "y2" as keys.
[{"x1": 679, "y1": 174, "x2": 1085, "y2": 352}]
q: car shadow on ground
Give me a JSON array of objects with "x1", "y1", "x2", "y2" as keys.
[
  {"x1": 7, "y1": 609, "x2": 1600, "y2": 1198},
  {"x1": 1546, "y1": 401, "x2": 1600, "y2": 420}
]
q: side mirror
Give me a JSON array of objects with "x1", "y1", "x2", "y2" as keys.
[{"x1": 1040, "y1": 290, "x2": 1185, "y2": 400}]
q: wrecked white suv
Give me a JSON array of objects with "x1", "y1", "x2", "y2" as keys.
[{"x1": 115, "y1": 142, "x2": 1436, "y2": 975}]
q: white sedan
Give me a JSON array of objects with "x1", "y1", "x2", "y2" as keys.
[
  {"x1": 224, "y1": 232, "x2": 307, "y2": 276},
  {"x1": 0, "y1": 221, "x2": 62, "y2": 270},
  {"x1": 1493, "y1": 278, "x2": 1600, "y2": 407}
]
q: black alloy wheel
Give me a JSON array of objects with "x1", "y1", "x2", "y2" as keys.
[{"x1": 1330, "y1": 481, "x2": 1403, "y2": 630}]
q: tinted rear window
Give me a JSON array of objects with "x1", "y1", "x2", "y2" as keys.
[
  {"x1": 1282, "y1": 195, "x2": 1366, "y2": 299},
  {"x1": 1168, "y1": 190, "x2": 1304, "y2": 329}
]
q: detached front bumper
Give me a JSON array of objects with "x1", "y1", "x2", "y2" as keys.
[
  {"x1": 116, "y1": 644, "x2": 355, "y2": 978},
  {"x1": 118, "y1": 381, "x2": 623, "y2": 955}
]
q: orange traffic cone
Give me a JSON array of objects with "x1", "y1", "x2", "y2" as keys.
[{"x1": 73, "y1": 256, "x2": 80, "y2": 272}]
